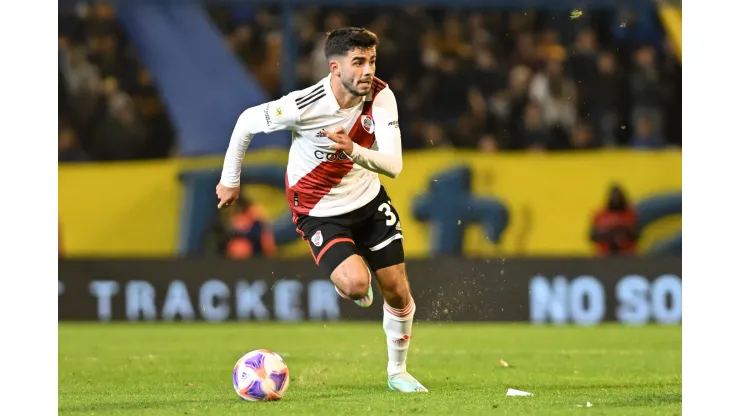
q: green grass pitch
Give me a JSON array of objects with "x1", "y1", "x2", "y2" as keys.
[{"x1": 59, "y1": 322, "x2": 681, "y2": 415}]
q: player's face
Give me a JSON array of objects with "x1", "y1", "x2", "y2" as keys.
[{"x1": 339, "y1": 47, "x2": 376, "y2": 97}]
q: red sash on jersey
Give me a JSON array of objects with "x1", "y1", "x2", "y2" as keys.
[{"x1": 287, "y1": 77, "x2": 388, "y2": 219}]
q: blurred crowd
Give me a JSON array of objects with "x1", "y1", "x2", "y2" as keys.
[
  {"x1": 211, "y1": 5, "x2": 682, "y2": 152},
  {"x1": 58, "y1": 3, "x2": 175, "y2": 162},
  {"x1": 59, "y1": 3, "x2": 682, "y2": 163}
]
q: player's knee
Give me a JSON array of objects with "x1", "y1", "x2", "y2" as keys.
[
  {"x1": 386, "y1": 278, "x2": 409, "y2": 303},
  {"x1": 343, "y1": 275, "x2": 370, "y2": 299},
  {"x1": 376, "y1": 264, "x2": 411, "y2": 305},
  {"x1": 334, "y1": 272, "x2": 370, "y2": 299},
  {"x1": 331, "y1": 256, "x2": 371, "y2": 299}
]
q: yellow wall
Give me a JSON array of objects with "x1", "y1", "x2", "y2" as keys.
[
  {"x1": 58, "y1": 160, "x2": 181, "y2": 256},
  {"x1": 59, "y1": 150, "x2": 681, "y2": 258},
  {"x1": 386, "y1": 149, "x2": 682, "y2": 257}
]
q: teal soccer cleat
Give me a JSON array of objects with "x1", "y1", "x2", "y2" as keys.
[
  {"x1": 353, "y1": 283, "x2": 373, "y2": 307},
  {"x1": 388, "y1": 372, "x2": 429, "y2": 392}
]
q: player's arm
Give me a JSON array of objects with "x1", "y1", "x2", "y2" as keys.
[
  {"x1": 348, "y1": 88, "x2": 403, "y2": 178},
  {"x1": 220, "y1": 96, "x2": 300, "y2": 188}
]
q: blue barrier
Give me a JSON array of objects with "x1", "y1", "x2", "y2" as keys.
[
  {"x1": 635, "y1": 192, "x2": 682, "y2": 255},
  {"x1": 114, "y1": 1, "x2": 291, "y2": 156}
]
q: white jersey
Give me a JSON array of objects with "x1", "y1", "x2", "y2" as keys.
[{"x1": 220, "y1": 73, "x2": 403, "y2": 219}]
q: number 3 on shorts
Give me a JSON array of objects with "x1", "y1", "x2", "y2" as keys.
[{"x1": 378, "y1": 202, "x2": 397, "y2": 226}]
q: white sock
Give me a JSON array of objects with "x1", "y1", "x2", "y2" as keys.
[{"x1": 383, "y1": 298, "x2": 416, "y2": 375}]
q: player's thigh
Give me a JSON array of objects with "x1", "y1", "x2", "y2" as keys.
[
  {"x1": 355, "y1": 187, "x2": 405, "y2": 272},
  {"x1": 296, "y1": 215, "x2": 366, "y2": 285}
]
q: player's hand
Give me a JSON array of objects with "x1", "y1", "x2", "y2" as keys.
[
  {"x1": 322, "y1": 127, "x2": 354, "y2": 154},
  {"x1": 216, "y1": 182, "x2": 240, "y2": 209}
]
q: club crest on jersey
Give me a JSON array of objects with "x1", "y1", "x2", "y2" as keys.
[
  {"x1": 311, "y1": 230, "x2": 323, "y2": 247},
  {"x1": 361, "y1": 115, "x2": 375, "y2": 134}
]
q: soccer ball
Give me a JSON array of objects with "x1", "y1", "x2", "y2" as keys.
[{"x1": 232, "y1": 349, "x2": 290, "y2": 401}]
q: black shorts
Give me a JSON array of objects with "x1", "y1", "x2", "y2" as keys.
[{"x1": 294, "y1": 185, "x2": 405, "y2": 277}]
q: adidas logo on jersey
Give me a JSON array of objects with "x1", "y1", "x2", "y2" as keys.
[{"x1": 315, "y1": 131, "x2": 326, "y2": 138}]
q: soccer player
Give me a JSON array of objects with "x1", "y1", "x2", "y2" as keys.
[{"x1": 216, "y1": 27, "x2": 427, "y2": 393}]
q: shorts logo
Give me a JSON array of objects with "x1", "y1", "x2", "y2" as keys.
[
  {"x1": 361, "y1": 115, "x2": 375, "y2": 134},
  {"x1": 311, "y1": 230, "x2": 323, "y2": 247}
]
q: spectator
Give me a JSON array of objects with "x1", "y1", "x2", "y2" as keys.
[
  {"x1": 516, "y1": 101, "x2": 551, "y2": 151},
  {"x1": 588, "y1": 51, "x2": 622, "y2": 147},
  {"x1": 206, "y1": 197, "x2": 278, "y2": 259},
  {"x1": 60, "y1": 46, "x2": 101, "y2": 133},
  {"x1": 491, "y1": 64, "x2": 532, "y2": 147},
  {"x1": 590, "y1": 184, "x2": 640, "y2": 256},
  {"x1": 629, "y1": 45, "x2": 665, "y2": 134},
  {"x1": 59, "y1": 123, "x2": 90, "y2": 162},
  {"x1": 130, "y1": 70, "x2": 175, "y2": 158},
  {"x1": 630, "y1": 114, "x2": 665, "y2": 150},
  {"x1": 90, "y1": 85, "x2": 149, "y2": 161},
  {"x1": 529, "y1": 57, "x2": 578, "y2": 133},
  {"x1": 569, "y1": 121, "x2": 599, "y2": 150}
]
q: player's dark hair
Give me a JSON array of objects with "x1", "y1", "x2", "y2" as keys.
[{"x1": 324, "y1": 27, "x2": 379, "y2": 59}]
